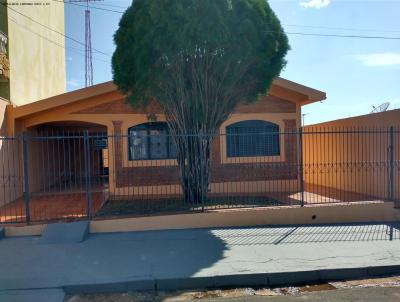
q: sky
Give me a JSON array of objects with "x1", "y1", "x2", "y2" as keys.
[{"x1": 64, "y1": 0, "x2": 400, "y2": 125}]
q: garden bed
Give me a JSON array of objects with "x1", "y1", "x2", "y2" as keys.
[{"x1": 95, "y1": 196, "x2": 284, "y2": 217}]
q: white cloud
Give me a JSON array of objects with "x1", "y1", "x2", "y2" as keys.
[
  {"x1": 300, "y1": 0, "x2": 331, "y2": 9},
  {"x1": 67, "y1": 57, "x2": 73, "y2": 62},
  {"x1": 67, "y1": 79, "x2": 81, "y2": 87},
  {"x1": 356, "y1": 53, "x2": 400, "y2": 67}
]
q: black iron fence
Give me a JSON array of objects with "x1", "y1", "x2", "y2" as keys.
[{"x1": 0, "y1": 126, "x2": 399, "y2": 224}]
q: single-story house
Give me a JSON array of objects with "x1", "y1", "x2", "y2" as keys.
[{"x1": 5, "y1": 77, "x2": 326, "y2": 205}]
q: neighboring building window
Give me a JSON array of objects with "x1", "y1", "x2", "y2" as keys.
[
  {"x1": 226, "y1": 120, "x2": 280, "y2": 157},
  {"x1": 128, "y1": 122, "x2": 177, "y2": 160}
]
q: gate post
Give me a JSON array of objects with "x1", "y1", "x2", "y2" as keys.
[
  {"x1": 388, "y1": 126, "x2": 395, "y2": 202},
  {"x1": 22, "y1": 132, "x2": 30, "y2": 224},
  {"x1": 83, "y1": 130, "x2": 92, "y2": 219},
  {"x1": 299, "y1": 127, "x2": 305, "y2": 207},
  {"x1": 200, "y1": 133, "x2": 205, "y2": 213}
]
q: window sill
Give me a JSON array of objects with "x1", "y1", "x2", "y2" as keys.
[
  {"x1": 125, "y1": 158, "x2": 178, "y2": 167},
  {"x1": 221, "y1": 155, "x2": 283, "y2": 164}
]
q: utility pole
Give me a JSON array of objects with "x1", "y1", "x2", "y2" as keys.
[{"x1": 302, "y1": 113, "x2": 309, "y2": 126}]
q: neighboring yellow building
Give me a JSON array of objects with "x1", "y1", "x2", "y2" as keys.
[{"x1": 0, "y1": 0, "x2": 66, "y2": 133}]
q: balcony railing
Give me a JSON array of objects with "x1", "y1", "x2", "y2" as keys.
[
  {"x1": 0, "y1": 31, "x2": 7, "y2": 54},
  {"x1": 0, "y1": 31, "x2": 9, "y2": 79}
]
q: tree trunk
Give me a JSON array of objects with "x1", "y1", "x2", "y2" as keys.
[
  {"x1": 159, "y1": 51, "x2": 256, "y2": 205},
  {"x1": 174, "y1": 133, "x2": 213, "y2": 205}
]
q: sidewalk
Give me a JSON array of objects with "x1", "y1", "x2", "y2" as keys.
[{"x1": 1, "y1": 223, "x2": 400, "y2": 295}]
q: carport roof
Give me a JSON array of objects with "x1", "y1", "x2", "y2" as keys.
[{"x1": 10, "y1": 78, "x2": 326, "y2": 119}]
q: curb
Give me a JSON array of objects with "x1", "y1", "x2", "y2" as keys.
[{"x1": 63, "y1": 265, "x2": 400, "y2": 295}]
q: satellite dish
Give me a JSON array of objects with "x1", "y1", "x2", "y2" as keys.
[{"x1": 371, "y1": 102, "x2": 390, "y2": 114}]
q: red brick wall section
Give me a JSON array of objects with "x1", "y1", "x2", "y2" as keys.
[{"x1": 114, "y1": 119, "x2": 298, "y2": 187}]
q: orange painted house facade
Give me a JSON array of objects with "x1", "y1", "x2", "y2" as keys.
[{"x1": 4, "y1": 78, "x2": 326, "y2": 204}]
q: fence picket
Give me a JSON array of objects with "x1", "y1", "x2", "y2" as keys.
[{"x1": 0, "y1": 127, "x2": 398, "y2": 224}]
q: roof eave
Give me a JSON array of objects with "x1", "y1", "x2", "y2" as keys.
[
  {"x1": 11, "y1": 77, "x2": 326, "y2": 119},
  {"x1": 11, "y1": 81, "x2": 117, "y2": 119},
  {"x1": 273, "y1": 77, "x2": 326, "y2": 105}
]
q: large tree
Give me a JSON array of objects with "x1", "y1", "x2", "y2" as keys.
[{"x1": 112, "y1": 0, "x2": 289, "y2": 204}]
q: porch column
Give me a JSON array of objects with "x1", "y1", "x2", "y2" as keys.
[
  {"x1": 111, "y1": 121, "x2": 123, "y2": 194},
  {"x1": 112, "y1": 121, "x2": 123, "y2": 169}
]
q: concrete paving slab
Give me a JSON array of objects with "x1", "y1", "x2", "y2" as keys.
[
  {"x1": 0, "y1": 289, "x2": 65, "y2": 302},
  {"x1": 0, "y1": 223, "x2": 400, "y2": 294},
  {"x1": 40, "y1": 221, "x2": 89, "y2": 244}
]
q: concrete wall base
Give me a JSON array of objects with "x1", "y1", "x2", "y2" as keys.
[
  {"x1": 2, "y1": 201, "x2": 400, "y2": 237},
  {"x1": 4, "y1": 224, "x2": 45, "y2": 237},
  {"x1": 90, "y1": 201, "x2": 400, "y2": 234}
]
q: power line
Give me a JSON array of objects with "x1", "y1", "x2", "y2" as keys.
[
  {"x1": 8, "y1": 16, "x2": 110, "y2": 64},
  {"x1": 6, "y1": 1, "x2": 398, "y2": 42},
  {"x1": 90, "y1": 1, "x2": 128, "y2": 9},
  {"x1": 58, "y1": 1, "x2": 400, "y2": 40},
  {"x1": 53, "y1": 0, "x2": 125, "y2": 13},
  {"x1": 11, "y1": 17, "x2": 110, "y2": 63},
  {"x1": 283, "y1": 31, "x2": 400, "y2": 40},
  {"x1": 3, "y1": 0, "x2": 111, "y2": 91},
  {"x1": 11, "y1": 13, "x2": 109, "y2": 89},
  {"x1": 284, "y1": 23, "x2": 400, "y2": 34},
  {"x1": 5, "y1": 3, "x2": 112, "y2": 56}
]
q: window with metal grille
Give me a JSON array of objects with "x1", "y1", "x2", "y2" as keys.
[
  {"x1": 226, "y1": 120, "x2": 280, "y2": 157},
  {"x1": 128, "y1": 122, "x2": 177, "y2": 160}
]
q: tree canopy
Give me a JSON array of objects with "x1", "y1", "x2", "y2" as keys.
[{"x1": 112, "y1": 0, "x2": 289, "y2": 108}]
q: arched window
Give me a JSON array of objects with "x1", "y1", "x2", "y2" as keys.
[
  {"x1": 226, "y1": 120, "x2": 280, "y2": 157},
  {"x1": 128, "y1": 122, "x2": 177, "y2": 160}
]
